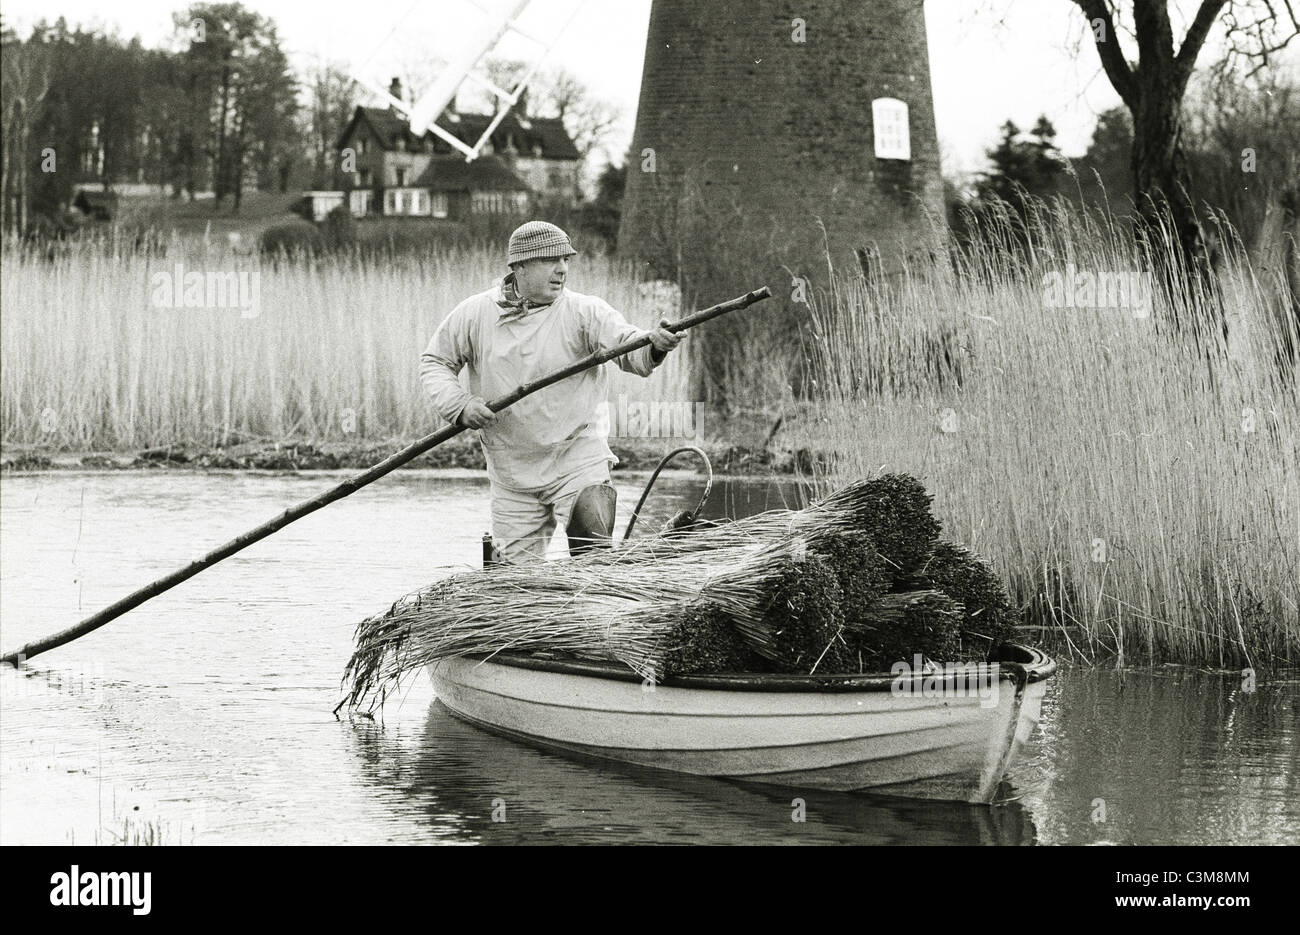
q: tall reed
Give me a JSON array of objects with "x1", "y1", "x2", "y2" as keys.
[
  {"x1": 0, "y1": 236, "x2": 689, "y2": 450},
  {"x1": 802, "y1": 197, "x2": 1298, "y2": 666}
]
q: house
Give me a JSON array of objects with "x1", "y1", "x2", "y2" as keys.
[{"x1": 333, "y1": 79, "x2": 582, "y2": 220}]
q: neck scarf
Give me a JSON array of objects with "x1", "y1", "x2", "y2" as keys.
[{"x1": 495, "y1": 272, "x2": 557, "y2": 316}]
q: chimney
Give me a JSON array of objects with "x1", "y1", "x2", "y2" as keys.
[{"x1": 388, "y1": 77, "x2": 404, "y2": 106}]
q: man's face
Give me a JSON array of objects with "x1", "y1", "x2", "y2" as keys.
[{"x1": 513, "y1": 255, "x2": 570, "y2": 304}]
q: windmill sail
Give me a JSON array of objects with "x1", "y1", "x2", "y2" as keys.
[
  {"x1": 354, "y1": 0, "x2": 586, "y2": 161},
  {"x1": 406, "y1": 0, "x2": 531, "y2": 139}
]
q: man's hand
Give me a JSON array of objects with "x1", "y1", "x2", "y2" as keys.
[
  {"x1": 457, "y1": 398, "x2": 497, "y2": 429},
  {"x1": 649, "y1": 319, "x2": 684, "y2": 355}
]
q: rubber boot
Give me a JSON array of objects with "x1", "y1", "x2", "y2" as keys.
[{"x1": 567, "y1": 483, "x2": 617, "y2": 556}]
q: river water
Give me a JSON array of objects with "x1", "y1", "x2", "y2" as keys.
[{"x1": 1, "y1": 471, "x2": 1296, "y2": 845}]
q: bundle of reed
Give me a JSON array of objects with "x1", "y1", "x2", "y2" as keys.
[
  {"x1": 808, "y1": 530, "x2": 891, "y2": 619},
  {"x1": 660, "y1": 545, "x2": 867, "y2": 675},
  {"x1": 909, "y1": 541, "x2": 1018, "y2": 656},
  {"x1": 647, "y1": 525, "x2": 884, "y2": 676},
  {"x1": 660, "y1": 603, "x2": 770, "y2": 676},
  {"x1": 656, "y1": 482, "x2": 1005, "y2": 675},
  {"x1": 757, "y1": 551, "x2": 854, "y2": 673},
  {"x1": 339, "y1": 533, "x2": 807, "y2": 711},
  {"x1": 567, "y1": 474, "x2": 935, "y2": 589},
  {"x1": 340, "y1": 474, "x2": 978, "y2": 708},
  {"x1": 841, "y1": 589, "x2": 965, "y2": 671},
  {"x1": 339, "y1": 574, "x2": 675, "y2": 713},
  {"x1": 816, "y1": 474, "x2": 943, "y2": 577},
  {"x1": 604, "y1": 504, "x2": 860, "y2": 565}
]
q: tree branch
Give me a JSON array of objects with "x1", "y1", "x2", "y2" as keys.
[
  {"x1": 1073, "y1": 0, "x2": 1139, "y2": 107},
  {"x1": 1174, "y1": 0, "x2": 1229, "y2": 90},
  {"x1": 1220, "y1": 0, "x2": 1300, "y2": 76}
]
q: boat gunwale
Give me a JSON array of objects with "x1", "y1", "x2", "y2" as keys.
[{"x1": 451, "y1": 643, "x2": 1057, "y2": 693}]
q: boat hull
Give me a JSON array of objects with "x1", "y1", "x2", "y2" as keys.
[{"x1": 429, "y1": 645, "x2": 1055, "y2": 804}]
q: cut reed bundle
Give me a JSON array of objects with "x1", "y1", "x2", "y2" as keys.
[
  {"x1": 341, "y1": 574, "x2": 672, "y2": 713},
  {"x1": 340, "y1": 533, "x2": 807, "y2": 711},
  {"x1": 656, "y1": 480, "x2": 1013, "y2": 676},
  {"x1": 815, "y1": 474, "x2": 942, "y2": 576},
  {"x1": 840, "y1": 589, "x2": 965, "y2": 671},
  {"x1": 905, "y1": 541, "x2": 1018, "y2": 654},
  {"x1": 758, "y1": 552, "x2": 852, "y2": 673},
  {"x1": 809, "y1": 529, "x2": 892, "y2": 619},
  {"x1": 660, "y1": 603, "x2": 769, "y2": 676},
  {"x1": 340, "y1": 473, "x2": 1016, "y2": 709}
]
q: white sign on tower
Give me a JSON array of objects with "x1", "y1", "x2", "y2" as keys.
[{"x1": 872, "y1": 97, "x2": 911, "y2": 161}]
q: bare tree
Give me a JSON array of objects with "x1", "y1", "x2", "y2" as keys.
[
  {"x1": 1182, "y1": 62, "x2": 1300, "y2": 246},
  {"x1": 1071, "y1": 0, "x2": 1299, "y2": 285},
  {"x1": 482, "y1": 58, "x2": 621, "y2": 162},
  {"x1": 545, "y1": 66, "x2": 620, "y2": 161}
]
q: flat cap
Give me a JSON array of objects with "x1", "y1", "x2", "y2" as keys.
[{"x1": 508, "y1": 220, "x2": 578, "y2": 265}]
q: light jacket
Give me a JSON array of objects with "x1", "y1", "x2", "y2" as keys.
[{"x1": 419, "y1": 277, "x2": 662, "y2": 491}]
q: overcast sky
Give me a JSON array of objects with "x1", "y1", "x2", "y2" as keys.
[{"x1": 4, "y1": 0, "x2": 1261, "y2": 179}]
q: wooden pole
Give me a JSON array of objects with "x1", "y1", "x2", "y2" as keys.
[{"x1": 1, "y1": 286, "x2": 772, "y2": 666}]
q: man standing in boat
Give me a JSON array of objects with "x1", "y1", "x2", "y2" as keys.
[{"x1": 420, "y1": 220, "x2": 683, "y2": 563}]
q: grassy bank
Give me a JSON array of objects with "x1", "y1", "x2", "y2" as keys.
[{"x1": 799, "y1": 200, "x2": 1298, "y2": 667}]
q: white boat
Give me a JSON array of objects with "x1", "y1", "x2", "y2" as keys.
[{"x1": 429, "y1": 643, "x2": 1055, "y2": 803}]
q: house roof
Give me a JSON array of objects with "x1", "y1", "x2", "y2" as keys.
[
  {"x1": 339, "y1": 106, "x2": 579, "y2": 161},
  {"x1": 338, "y1": 107, "x2": 414, "y2": 151},
  {"x1": 415, "y1": 155, "x2": 530, "y2": 192},
  {"x1": 444, "y1": 112, "x2": 580, "y2": 161}
]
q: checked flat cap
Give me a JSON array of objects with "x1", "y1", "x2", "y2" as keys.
[{"x1": 507, "y1": 220, "x2": 578, "y2": 265}]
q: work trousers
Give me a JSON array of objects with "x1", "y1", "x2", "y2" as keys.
[{"x1": 489, "y1": 461, "x2": 613, "y2": 563}]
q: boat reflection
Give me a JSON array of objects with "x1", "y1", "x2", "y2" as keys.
[{"x1": 345, "y1": 700, "x2": 1039, "y2": 845}]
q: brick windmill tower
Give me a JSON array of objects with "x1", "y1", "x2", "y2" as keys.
[{"x1": 619, "y1": 0, "x2": 944, "y2": 315}]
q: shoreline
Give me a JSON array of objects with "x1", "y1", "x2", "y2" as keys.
[{"x1": 0, "y1": 438, "x2": 824, "y2": 477}]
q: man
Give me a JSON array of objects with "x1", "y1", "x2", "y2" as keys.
[{"x1": 420, "y1": 220, "x2": 683, "y2": 563}]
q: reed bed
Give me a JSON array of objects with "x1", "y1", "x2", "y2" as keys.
[
  {"x1": 799, "y1": 198, "x2": 1299, "y2": 666},
  {"x1": 6, "y1": 195, "x2": 1294, "y2": 669},
  {"x1": 0, "y1": 235, "x2": 689, "y2": 450}
]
